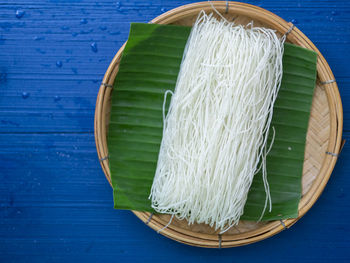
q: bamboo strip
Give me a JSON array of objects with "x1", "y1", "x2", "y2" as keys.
[{"x1": 93, "y1": 1, "x2": 343, "y2": 248}]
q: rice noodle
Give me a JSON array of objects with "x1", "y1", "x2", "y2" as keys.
[{"x1": 150, "y1": 12, "x2": 285, "y2": 232}]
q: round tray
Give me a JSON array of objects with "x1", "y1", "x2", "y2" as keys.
[{"x1": 94, "y1": 1, "x2": 343, "y2": 248}]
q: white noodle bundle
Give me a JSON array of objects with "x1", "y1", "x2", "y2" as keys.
[{"x1": 150, "y1": 12, "x2": 285, "y2": 232}]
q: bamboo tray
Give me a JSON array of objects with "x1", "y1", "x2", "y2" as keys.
[{"x1": 94, "y1": 1, "x2": 343, "y2": 248}]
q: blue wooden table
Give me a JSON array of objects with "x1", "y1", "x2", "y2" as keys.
[{"x1": 1, "y1": 0, "x2": 349, "y2": 262}]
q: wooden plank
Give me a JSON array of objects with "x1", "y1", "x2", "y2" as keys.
[
  {"x1": 0, "y1": 0, "x2": 349, "y2": 132},
  {"x1": 0, "y1": 132, "x2": 349, "y2": 261},
  {"x1": 0, "y1": 0, "x2": 349, "y2": 261}
]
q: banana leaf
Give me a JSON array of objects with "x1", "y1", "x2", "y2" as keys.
[{"x1": 108, "y1": 23, "x2": 317, "y2": 221}]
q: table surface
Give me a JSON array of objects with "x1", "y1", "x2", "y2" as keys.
[{"x1": 1, "y1": 0, "x2": 349, "y2": 262}]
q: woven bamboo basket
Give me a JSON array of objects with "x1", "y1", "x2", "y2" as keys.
[{"x1": 94, "y1": 1, "x2": 343, "y2": 248}]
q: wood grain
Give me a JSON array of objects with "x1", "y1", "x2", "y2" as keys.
[{"x1": 1, "y1": 0, "x2": 349, "y2": 261}]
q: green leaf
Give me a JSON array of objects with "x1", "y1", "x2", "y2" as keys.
[
  {"x1": 108, "y1": 23, "x2": 191, "y2": 212},
  {"x1": 108, "y1": 23, "x2": 317, "y2": 221},
  {"x1": 242, "y1": 43, "x2": 317, "y2": 220}
]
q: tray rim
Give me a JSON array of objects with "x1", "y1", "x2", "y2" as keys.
[{"x1": 94, "y1": 1, "x2": 343, "y2": 248}]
